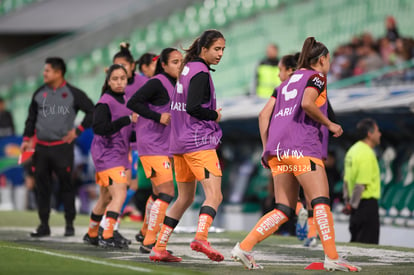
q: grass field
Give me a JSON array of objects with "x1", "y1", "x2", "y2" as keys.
[{"x1": 1, "y1": 211, "x2": 414, "y2": 274}]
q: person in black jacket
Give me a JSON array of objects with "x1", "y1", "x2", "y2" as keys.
[{"x1": 20, "y1": 57, "x2": 94, "y2": 238}]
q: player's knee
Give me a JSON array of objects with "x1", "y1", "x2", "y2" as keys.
[
  {"x1": 176, "y1": 193, "x2": 194, "y2": 208},
  {"x1": 275, "y1": 203, "x2": 295, "y2": 219},
  {"x1": 310, "y1": 196, "x2": 330, "y2": 208}
]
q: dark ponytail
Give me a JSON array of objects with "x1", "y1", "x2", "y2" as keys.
[
  {"x1": 101, "y1": 64, "x2": 127, "y2": 95},
  {"x1": 281, "y1": 52, "x2": 300, "y2": 71},
  {"x1": 181, "y1": 29, "x2": 225, "y2": 72},
  {"x1": 113, "y1": 42, "x2": 135, "y2": 66},
  {"x1": 154, "y1": 47, "x2": 178, "y2": 75},
  {"x1": 297, "y1": 37, "x2": 329, "y2": 70}
]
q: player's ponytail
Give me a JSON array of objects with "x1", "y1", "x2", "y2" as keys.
[{"x1": 297, "y1": 37, "x2": 329, "y2": 70}]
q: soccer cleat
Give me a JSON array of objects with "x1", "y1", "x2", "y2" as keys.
[
  {"x1": 98, "y1": 236, "x2": 129, "y2": 249},
  {"x1": 324, "y1": 255, "x2": 361, "y2": 272},
  {"x1": 296, "y1": 208, "x2": 308, "y2": 241},
  {"x1": 113, "y1": 230, "x2": 131, "y2": 245},
  {"x1": 140, "y1": 243, "x2": 154, "y2": 254},
  {"x1": 303, "y1": 237, "x2": 317, "y2": 247},
  {"x1": 135, "y1": 230, "x2": 145, "y2": 244},
  {"x1": 141, "y1": 243, "x2": 173, "y2": 254},
  {"x1": 83, "y1": 233, "x2": 99, "y2": 246},
  {"x1": 149, "y1": 247, "x2": 182, "y2": 262},
  {"x1": 30, "y1": 225, "x2": 51, "y2": 238},
  {"x1": 190, "y1": 239, "x2": 224, "y2": 262},
  {"x1": 64, "y1": 225, "x2": 75, "y2": 237},
  {"x1": 231, "y1": 242, "x2": 263, "y2": 270}
]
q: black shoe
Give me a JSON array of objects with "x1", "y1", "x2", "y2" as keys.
[
  {"x1": 83, "y1": 233, "x2": 99, "y2": 246},
  {"x1": 30, "y1": 225, "x2": 51, "y2": 237},
  {"x1": 98, "y1": 236, "x2": 128, "y2": 249},
  {"x1": 139, "y1": 243, "x2": 154, "y2": 254},
  {"x1": 64, "y1": 225, "x2": 75, "y2": 237},
  {"x1": 135, "y1": 230, "x2": 145, "y2": 243},
  {"x1": 113, "y1": 230, "x2": 131, "y2": 245}
]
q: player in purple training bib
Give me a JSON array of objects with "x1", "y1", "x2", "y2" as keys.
[
  {"x1": 232, "y1": 37, "x2": 361, "y2": 272},
  {"x1": 127, "y1": 47, "x2": 183, "y2": 253},
  {"x1": 150, "y1": 30, "x2": 225, "y2": 263}
]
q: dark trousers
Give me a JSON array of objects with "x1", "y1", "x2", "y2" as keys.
[
  {"x1": 33, "y1": 143, "x2": 75, "y2": 227},
  {"x1": 350, "y1": 198, "x2": 379, "y2": 244}
]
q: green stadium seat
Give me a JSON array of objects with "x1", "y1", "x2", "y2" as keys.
[
  {"x1": 1, "y1": 0, "x2": 15, "y2": 14},
  {"x1": 195, "y1": 7, "x2": 210, "y2": 29},
  {"x1": 404, "y1": 185, "x2": 414, "y2": 212},
  {"x1": 381, "y1": 153, "x2": 414, "y2": 215},
  {"x1": 238, "y1": 0, "x2": 255, "y2": 18},
  {"x1": 224, "y1": 4, "x2": 239, "y2": 21},
  {"x1": 24, "y1": 76, "x2": 37, "y2": 94},
  {"x1": 167, "y1": 11, "x2": 187, "y2": 38},
  {"x1": 0, "y1": 85, "x2": 11, "y2": 100},
  {"x1": 212, "y1": 8, "x2": 228, "y2": 27},
  {"x1": 160, "y1": 26, "x2": 175, "y2": 47}
]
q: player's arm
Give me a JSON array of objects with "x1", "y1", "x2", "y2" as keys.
[
  {"x1": 93, "y1": 103, "x2": 131, "y2": 136},
  {"x1": 301, "y1": 74, "x2": 342, "y2": 137},
  {"x1": 186, "y1": 72, "x2": 219, "y2": 121},
  {"x1": 127, "y1": 79, "x2": 164, "y2": 122}
]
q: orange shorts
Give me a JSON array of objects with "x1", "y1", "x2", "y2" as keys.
[
  {"x1": 95, "y1": 166, "x2": 128, "y2": 187},
  {"x1": 268, "y1": 156, "x2": 324, "y2": 176},
  {"x1": 174, "y1": 150, "x2": 222, "y2": 182},
  {"x1": 140, "y1": 155, "x2": 173, "y2": 186}
]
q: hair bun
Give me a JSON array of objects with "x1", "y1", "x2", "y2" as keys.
[{"x1": 120, "y1": 42, "x2": 130, "y2": 51}]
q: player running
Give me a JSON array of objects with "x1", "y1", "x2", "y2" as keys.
[
  {"x1": 231, "y1": 37, "x2": 361, "y2": 272},
  {"x1": 127, "y1": 47, "x2": 183, "y2": 253},
  {"x1": 149, "y1": 29, "x2": 226, "y2": 263},
  {"x1": 83, "y1": 64, "x2": 137, "y2": 249}
]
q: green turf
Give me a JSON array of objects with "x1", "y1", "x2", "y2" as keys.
[{"x1": 1, "y1": 211, "x2": 414, "y2": 274}]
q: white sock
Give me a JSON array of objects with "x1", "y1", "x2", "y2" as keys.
[{"x1": 100, "y1": 214, "x2": 106, "y2": 228}]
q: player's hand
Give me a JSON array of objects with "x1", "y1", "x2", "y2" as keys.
[
  {"x1": 215, "y1": 108, "x2": 222, "y2": 123},
  {"x1": 62, "y1": 128, "x2": 77, "y2": 144},
  {"x1": 328, "y1": 122, "x2": 343, "y2": 138},
  {"x1": 159, "y1": 113, "x2": 171, "y2": 125},
  {"x1": 341, "y1": 202, "x2": 352, "y2": 215},
  {"x1": 130, "y1": 113, "x2": 139, "y2": 123}
]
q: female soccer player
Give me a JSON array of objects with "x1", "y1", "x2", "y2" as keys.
[
  {"x1": 231, "y1": 37, "x2": 361, "y2": 272},
  {"x1": 127, "y1": 47, "x2": 183, "y2": 253},
  {"x1": 277, "y1": 53, "x2": 319, "y2": 246},
  {"x1": 83, "y1": 64, "x2": 137, "y2": 248},
  {"x1": 149, "y1": 29, "x2": 225, "y2": 263},
  {"x1": 96, "y1": 43, "x2": 149, "y2": 246}
]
